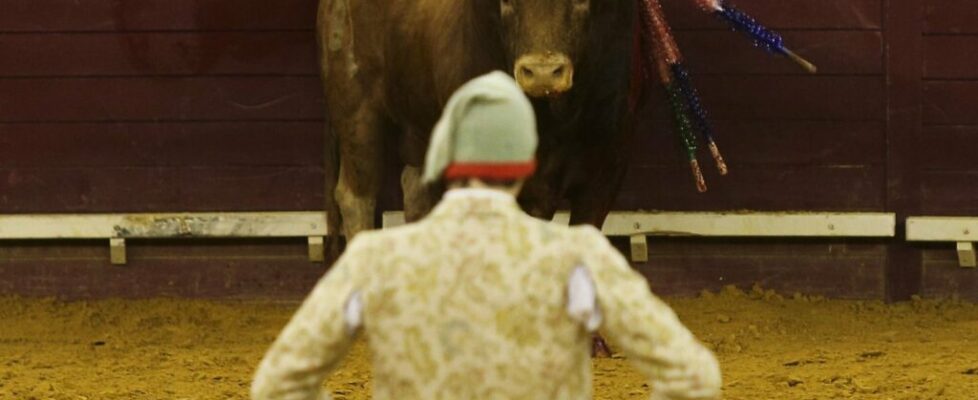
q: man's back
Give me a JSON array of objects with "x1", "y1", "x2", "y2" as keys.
[
  {"x1": 251, "y1": 71, "x2": 720, "y2": 400},
  {"x1": 360, "y1": 190, "x2": 594, "y2": 399},
  {"x1": 251, "y1": 189, "x2": 721, "y2": 400}
]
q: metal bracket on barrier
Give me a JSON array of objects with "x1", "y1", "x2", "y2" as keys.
[
  {"x1": 308, "y1": 236, "x2": 325, "y2": 262},
  {"x1": 630, "y1": 235, "x2": 649, "y2": 263},
  {"x1": 109, "y1": 238, "x2": 127, "y2": 265},
  {"x1": 957, "y1": 242, "x2": 976, "y2": 268}
]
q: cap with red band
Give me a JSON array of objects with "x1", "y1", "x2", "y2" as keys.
[{"x1": 423, "y1": 71, "x2": 539, "y2": 183}]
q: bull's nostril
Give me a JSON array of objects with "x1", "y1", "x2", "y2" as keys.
[{"x1": 515, "y1": 54, "x2": 574, "y2": 95}]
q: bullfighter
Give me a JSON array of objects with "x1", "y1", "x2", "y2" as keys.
[{"x1": 251, "y1": 71, "x2": 722, "y2": 400}]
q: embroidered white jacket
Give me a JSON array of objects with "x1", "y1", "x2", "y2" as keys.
[{"x1": 252, "y1": 189, "x2": 721, "y2": 400}]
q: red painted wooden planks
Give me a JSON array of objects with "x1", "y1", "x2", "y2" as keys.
[
  {"x1": 883, "y1": 0, "x2": 926, "y2": 302},
  {"x1": 924, "y1": 36, "x2": 978, "y2": 79},
  {"x1": 916, "y1": 0, "x2": 978, "y2": 225},
  {"x1": 0, "y1": 239, "x2": 330, "y2": 299},
  {"x1": 0, "y1": 122, "x2": 324, "y2": 167},
  {"x1": 923, "y1": 81, "x2": 978, "y2": 126},
  {"x1": 0, "y1": 31, "x2": 881, "y2": 77},
  {"x1": 922, "y1": 252, "x2": 978, "y2": 301},
  {"x1": 0, "y1": 77, "x2": 324, "y2": 122},
  {"x1": 0, "y1": 0, "x2": 880, "y2": 32},
  {"x1": 0, "y1": 257, "x2": 326, "y2": 299},
  {"x1": 0, "y1": 166, "x2": 324, "y2": 213},
  {"x1": 920, "y1": 171, "x2": 978, "y2": 215},
  {"x1": 630, "y1": 239, "x2": 886, "y2": 298},
  {"x1": 633, "y1": 77, "x2": 885, "y2": 129},
  {"x1": 661, "y1": 0, "x2": 882, "y2": 30},
  {"x1": 0, "y1": 238, "x2": 314, "y2": 260},
  {"x1": 0, "y1": 77, "x2": 880, "y2": 123},
  {"x1": 925, "y1": 0, "x2": 978, "y2": 34},
  {"x1": 686, "y1": 76, "x2": 884, "y2": 121},
  {"x1": 0, "y1": 32, "x2": 318, "y2": 77},
  {"x1": 676, "y1": 30, "x2": 883, "y2": 75},
  {"x1": 0, "y1": 239, "x2": 885, "y2": 299},
  {"x1": 632, "y1": 120, "x2": 885, "y2": 166},
  {"x1": 615, "y1": 165, "x2": 885, "y2": 211},
  {"x1": 0, "y1": 0, "x2": 319, "y2": 32},
  {"x1": 916, "y1": 126, "x2": 978, "y2": 170}
]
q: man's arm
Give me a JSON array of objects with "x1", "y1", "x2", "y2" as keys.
[
  {"x1": 250, "y1": 237, "x2": 371, "y2": 400},
  {"x1": 576, "y1": 227, "x2": 722, "y2": 400}
]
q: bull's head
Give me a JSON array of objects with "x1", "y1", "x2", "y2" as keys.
[{"x1": 498, "y1": 0, "x2": 592, "y2": 98}]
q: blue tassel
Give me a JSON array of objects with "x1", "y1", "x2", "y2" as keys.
[
  {"x1": 716, "y1": 4, "x2": 786, "y2": 55},
  {"x1": 713, "y1": 1, "x2": 817, "y2": 73},
  {"x1": 670, "y1": 63, "x2": 728, "y2": 175},
  {"x1": 670, "y1": 64, "x2": 715, "y2": 143}
]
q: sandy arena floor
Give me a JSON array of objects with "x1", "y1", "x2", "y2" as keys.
[{"x1": 2, "y1": 285, "x2": 976, "y2": 400}]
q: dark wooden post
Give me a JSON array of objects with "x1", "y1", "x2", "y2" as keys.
[{"x1": 884, "y1": 0, "x2": 923, "y2": 302}]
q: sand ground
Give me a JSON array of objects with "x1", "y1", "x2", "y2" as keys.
[{"x1": 2, "y1": 285, "x2": 976, "y2": 400}]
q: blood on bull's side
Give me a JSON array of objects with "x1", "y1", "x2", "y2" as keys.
[{"x1": 318, "y1": 0, "x2": 637, "y2": 240}]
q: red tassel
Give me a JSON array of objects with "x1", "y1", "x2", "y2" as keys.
[{"x1": 638, "y1": 0, "x2": 682, "y2": 66}]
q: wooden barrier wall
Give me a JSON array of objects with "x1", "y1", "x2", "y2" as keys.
[
  {"x1": 918, "y1": 1, "x2": 978, "y2": 299},
  {"x1": 0, "y1": 0, "x2": 974, "y2": 300}
]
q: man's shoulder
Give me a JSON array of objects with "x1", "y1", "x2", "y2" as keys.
[
  {"x1": 567, "y1": 224, "x2": 604, "y2": 239},
  {"x1": 513, "y1": 214, "x2": 607, "y2": 242},
  {"x1": 348, "y1": 223, "x2": 423, "y2": 247}
]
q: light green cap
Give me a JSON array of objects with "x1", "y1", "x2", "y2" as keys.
[{"x1": 422, "y1": 71, "x2": 538, "y2": 183}]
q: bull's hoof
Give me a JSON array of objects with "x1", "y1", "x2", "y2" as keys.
[{"x1": 591, "y1": 335, "x2": 612, "y2": 358}]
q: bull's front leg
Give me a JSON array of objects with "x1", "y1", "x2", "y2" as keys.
[
  {"x1": 334, "y1": 104, "x2": 389, "y2": 239},
  {"x1": 518, "y1": 173, "x2": 560, "y2": 221},
  {"x1": 569, "y1": 152, "x2": 628, "y2": 359},
  {"x1": 568, "y1": 112, "x2": 633, "y2": 359},
  {"x1": 567, "y1": 148, "x2": 628, "y2": 228}
]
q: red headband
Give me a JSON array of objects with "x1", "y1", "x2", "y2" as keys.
[{"x1": 443, "y1": 161, "x2": 537, "y2": 180}]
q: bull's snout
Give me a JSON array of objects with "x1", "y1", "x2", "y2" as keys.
[{"x1": 514, "y1": 53, "x2": 574, "y2": 98}]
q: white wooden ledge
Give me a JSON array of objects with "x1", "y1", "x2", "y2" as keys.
[
  {"x1": 0, "y1": 212, "x2": 329, "y2": 265},
  {"x1": 383, "y1": 211, "x2": 896, "y2": 262},
  {"x1": 906, "y1": 217, "x2": 978, "y2": 268}
]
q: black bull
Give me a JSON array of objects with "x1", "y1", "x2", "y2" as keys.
[{"x1": 318, "y1": 0, "x2": 639, "y2": 239}]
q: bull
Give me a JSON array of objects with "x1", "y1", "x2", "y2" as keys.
[{"x1": 318, "y1": 0, "x2": 637, "y2": 239}]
